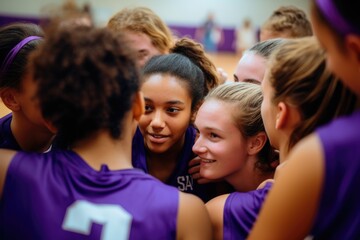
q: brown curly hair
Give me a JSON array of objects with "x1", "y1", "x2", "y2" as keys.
[
  {"x1": 262, "y1": 6, "x2": 313, "y2": 38},
  {"x1": 107, "y1": 7, "x2": 174, "y2": 54},
  {"x1": 30, "y1": 25, "x2": 140, "y2": 147},
  {"x1": 171, "y1": 37, "x2": 220, "y2": 96}
]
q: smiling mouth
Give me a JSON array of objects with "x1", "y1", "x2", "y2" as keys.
[
  {"x1": 201, "y1": 159, "x2": 216, "y2": 163},
  {"x1": 149, "y1": 133, "x2": 167, "y2": 138},
  {"x1": 148, "y1": 133, "x2": 169, "y2": 144}
]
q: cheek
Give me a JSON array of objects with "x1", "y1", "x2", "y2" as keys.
[
  {"x1": 137, "y1": 58, "x2": 147, "y2": 69},
  {"x1": 214, "y1": 140, "x2": 241, "y2": 159},
  {"x1": 325, "y1": 53, "x2": 345, "y2": 80},
  {"x1": 261, "y1": 102, "x2": 274, "y2": 141},
  {"x1": 170, "y1": 111, "x2": 192, "y2": 129},
  {"x1": 261, "y1": 101, "x2": 269, "y2": 126},
  {"x1": 138, "y1": 115, "x2": 151, "y2": 130},
  {"x1": 169, "y1": 118, "x2": 190, "y2": 135},
  {"x1": 325, "y1": 55, "x2": 336, "y2": 74}
]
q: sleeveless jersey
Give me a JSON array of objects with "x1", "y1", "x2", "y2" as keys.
[
  {"x1": 0, "y1": 113, "x2": 21, "y2": 150},
  {"x1": 132, "y1": 126, "x2": 216, "y2": 202},
  {"x1": 309, "y1": 110, "x2": 360, "y2": 239},
  {"x1": 223, "y1": 181, "x2": 273, "y2": 239},
  {"x1": 0, "y1": 150, "x2": 179, "y2": 239}
]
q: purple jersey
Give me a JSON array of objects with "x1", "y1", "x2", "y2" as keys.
[
  {"x1": 0, "y1": 150, "x2": 179, "y2": 239},
  {"x1": 309, "y1": 111, "x2": 360, "y2": 239},
  {"x1": 223, "y1": 181, "x2": 272, "y2": 239},
  {"x1": 0, "y1": 113, "x2": 21, "y2": 150},
  {"x1": 132, "y1": 126, "x2": 216, "y2": 202}
]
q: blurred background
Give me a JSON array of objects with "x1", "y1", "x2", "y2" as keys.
[
  {"x1": 0, "y1": 0, "x2": 310, "y2": 52},
  {"x1": 0, "y1": 0, "x2": 310, "y2": 117}
]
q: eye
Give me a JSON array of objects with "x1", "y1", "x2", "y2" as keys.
[
  {"x1": 193, "y1": 127, "x2": 200, "y2": 141},
  {"x1": 210, "y1": 132, "x2": 219, "y2": 139},
  {"x1": 233, "y1": 74, "x2": 239, "y2": 82},
  {"x1": 167, "y1": 107, "x2": 180, "y2": 114},
  {"x1": 138, "y1": 51, "x2": 149, "y2": 60},
  {"x1": 194, "y1": 126, "x2": 199, "y2": 134},
  {"x1": 144, "y1": 105, "x2": 153, "y2": 113}
]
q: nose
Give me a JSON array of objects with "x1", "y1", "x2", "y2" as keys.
[
  {"x1": 150, "y1": 110, "x2": 165, "y2": 128},
  {"x1": 192, "y1": 136, "x2": 207, "y2": 154}
]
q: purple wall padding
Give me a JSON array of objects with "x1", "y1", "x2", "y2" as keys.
[
  {"x1": 0, "y1": 14, "x2": 41, "y2": 26},
  {"x1": 169, "y1": 25, "x2": 236, "y2": 53},
  {"x1": 0, "y1": 14, "x2": 236, "y2": 53}
]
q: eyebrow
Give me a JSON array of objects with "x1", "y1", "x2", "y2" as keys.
[
  {"x1": 243, "y1": 78, "x2": 261, "y2": 85},
  {"x1": 144, "y1": 97, "x2": 186, "y2": 105},
  {"x1": 193, "y1": 123, "x2": 224, "y2": 133},
  {"x1": 233, "y1": 74, "x2": 261, "y2": 84}
]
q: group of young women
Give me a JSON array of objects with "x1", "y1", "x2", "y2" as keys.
[{"x1": 0, "y1": 0, "x2": 359, "y2": 239}]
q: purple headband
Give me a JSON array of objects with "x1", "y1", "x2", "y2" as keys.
[
  {"x1": 0, "y1": 36, "x2": 42, "y2": 76},
  {"x1": 316, "y1": 0, "x2": 359, "y2": 35}
]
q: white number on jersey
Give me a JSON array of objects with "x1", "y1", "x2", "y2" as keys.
[{"x1": 62, "y1": 200, "x2": 132, "y2": 240}]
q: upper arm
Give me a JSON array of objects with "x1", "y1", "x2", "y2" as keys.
[
  {"x1": 177, "y1": 192, "x2": 212, "y2": 240},
  {"x1": 248, "y1": 134, "x2": 325, "y2": 240},
  {"x1": 0, "y1": 149, "x2": 17, "y2": 199},
  {"x1": 205, "y1": 194, "x2": 229, "y2": 240}
]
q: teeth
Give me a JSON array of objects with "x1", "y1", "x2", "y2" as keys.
[
  {"x1": 202, "y1": 159, "x2": 215, "y2": 163},
  {"x1": 151, "y1": 134, "x2": 163, "y2": 138}
]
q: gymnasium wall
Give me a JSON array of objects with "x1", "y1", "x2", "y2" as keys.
[{"x1": 0, "y1": 0, "x2": 311, "y2": 52}]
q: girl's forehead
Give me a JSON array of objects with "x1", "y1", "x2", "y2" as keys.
[
  {"x1": 200, "y1": 99, "x2": 234, "y2": 115},
  {"x1": 143, "y1": 73, "x2": 192, "y2": 94},
  {"x1": 142, "y1": 74, "x2": 192, "y2": 104}
]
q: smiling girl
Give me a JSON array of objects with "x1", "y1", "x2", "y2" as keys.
[{"x1": 132, "y1": 38, "x2": 220, "y2": 202}]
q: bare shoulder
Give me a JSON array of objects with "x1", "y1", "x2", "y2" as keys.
[
  {"x1": 285, "y1": 134, "x2": 324, "y2": 178},
  {"x1": 177, "y1": 192, "x2": 212, "y2": 240},
  {"x1": 0, "y1": 149, "x2": 17, "y2": 198},
  {"x1": 205, "y1": 194, "x2": 229, "y2": 223},
  {"x1": 248, "y1": 133, "x2": 324, "y2": 239},
  {"x1": 205, "y1": 194, "x2": 230, "y2": 240}
]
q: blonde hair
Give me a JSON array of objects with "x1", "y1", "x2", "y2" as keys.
[
  {"x1": 262, "y1": 6, "x2": 313, "y2": 38},
  {"x1": 269, "y1": 37, "x2": 356, "y2": 150},
  {"x1": 107, "y1": 7, "x2": 174, "y2": 54},
  {"x1": 206, "y1": 82, "x2": 278, "y2": 173}
]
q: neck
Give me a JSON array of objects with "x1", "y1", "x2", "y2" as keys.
[
  {"x1": 226, "y1": 155, "x2": 274, "y2": 192},
  {"x1": 273, "y1": 136, "x2": 292, "y2": 179},
  {"x1": 278, "y1": 136, "x2": 291, "y2": 164},
  {"x1": 145, "y1": 134, "x2": 185, "y2": 182},
  {"x1": 11, "y1": 112, "x2": 54, "y2": 152},
  {"x1": 73, "y1": 130, "x2": 133, "y2": 171}
]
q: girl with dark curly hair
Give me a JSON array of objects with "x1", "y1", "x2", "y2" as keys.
[{"x1": 0, "y1": 24, "x2": 211, "y2": 239}]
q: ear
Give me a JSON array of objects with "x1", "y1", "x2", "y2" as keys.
[
  {"x1": 132, "y1": 91, "x2": 145, "y2": 121},
  {"x1": 247, "y1": 131, "x2": 267, "y2": 155},
  {"x1": 0, "y1": 88, "x2": 21, "y2": 112},
  {"x1": 275, "y1": 102, "x2": 288, "y2": 130},
  {"x1": 44, "y1": 120, "x2": 58, "y2": 134},
  {"x1": 345, "y1": 34, "x2": 360, "y2": 65}
]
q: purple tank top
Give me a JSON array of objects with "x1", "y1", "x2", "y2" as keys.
[
  {"x1": 310, "y1": 111, "x2": 360, "y2": 239},
  {"x1": 132, "y1": 125, "x2": 216, "y2": 202},
  {"x1": 0, "y1": 113, "x2": 21, "y2": 150},
  {"x1": 223, "y1": 181, "x2": 273, "y2": 239},
  {"x1": 0, "y1": 150, "x2": 179, "y2": 239}
]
